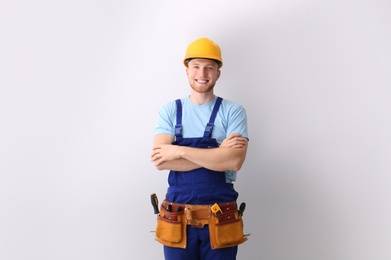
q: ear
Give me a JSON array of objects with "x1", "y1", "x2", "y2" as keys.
[{"x1": 216, "y1": 69, "x2": 221, "y2": 80}]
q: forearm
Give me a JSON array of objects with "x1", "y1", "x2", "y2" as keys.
[
  {"x1": 152, "y1": 133, "x2": 248, "y2": 172},
  {"x1": 154, "y1": 158, "x2": 201, "y2": 171},
  {"x1": 179, "y1": 146, "x2": 247, "y2": 172}
]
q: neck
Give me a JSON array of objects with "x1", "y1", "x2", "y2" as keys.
[{"x1": 189, "y1": 92, "x2": 215, "y2": 105}]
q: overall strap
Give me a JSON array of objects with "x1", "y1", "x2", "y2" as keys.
[
  {"x1": 203, "y1": 97, "x2": 223, "y2": 138},
  {"x1": 174, "y1": 99, "x2": 183, "y2": 141}
]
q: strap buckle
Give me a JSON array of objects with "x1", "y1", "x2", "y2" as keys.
[{"x1": 203, "y1": 123, "x2": 214, "y2": 138}]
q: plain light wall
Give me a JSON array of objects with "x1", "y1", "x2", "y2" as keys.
[{"x1": 1, "y1": 0, "x2": 390, "y2": 259}]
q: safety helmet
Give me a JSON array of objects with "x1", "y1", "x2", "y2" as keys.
[{"x1": 183, "y1": 38, "x2": 223, "y2": 68}]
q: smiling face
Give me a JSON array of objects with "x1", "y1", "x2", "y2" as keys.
[{"x1": 186, "y1": 59, "x2": 221, "y2": 94}]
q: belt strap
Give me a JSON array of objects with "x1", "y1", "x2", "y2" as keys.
[{"x1": 161, "y1": 200, "x2": 237, "y2": 228}]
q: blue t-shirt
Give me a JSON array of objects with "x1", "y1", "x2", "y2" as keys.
[{"x1": 154, "y1": 96, "x2": 248, "y2": 183}]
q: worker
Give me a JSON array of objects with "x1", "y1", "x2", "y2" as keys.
[{"x1": 151, "y1": 37, "x2": 249, "y2": 260}]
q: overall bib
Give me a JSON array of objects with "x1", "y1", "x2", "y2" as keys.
[{"x1": 164, "y1": 97, "x2": 239, "y2": 260}]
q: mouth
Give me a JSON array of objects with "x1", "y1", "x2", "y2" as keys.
[{"x1": 195, "y1": 79, "x2": 209, "y2": 84}]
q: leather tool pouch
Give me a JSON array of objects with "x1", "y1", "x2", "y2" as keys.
[
  {"x1": 155, "y1": 206, "x2": 187, "y2": 249},
  {"x1": 209, "y1": 209, "x2": 247, "y2": 249}
]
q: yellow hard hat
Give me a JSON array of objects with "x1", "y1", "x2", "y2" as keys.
[{"x1": 183, "y1": 38, "x2": 223, "y2": 68}]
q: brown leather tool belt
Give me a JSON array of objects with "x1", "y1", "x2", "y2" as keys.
[{"x1": 161, "y1": 200, "x2": 237, "y2": 228}]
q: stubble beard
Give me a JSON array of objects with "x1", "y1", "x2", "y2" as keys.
[{"x1": 189, "y1": 81, "x2": 216, "y2": 94}]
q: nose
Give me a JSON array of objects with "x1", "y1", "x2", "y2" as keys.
[{"x1": 201, "y1": 67, "x2": 208, "y2": 77}]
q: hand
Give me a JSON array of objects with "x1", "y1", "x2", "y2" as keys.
[
  {"x1": 220, "y1": 133, "x2": 248, "y2": 148},
  {"x1": 151, "y1": 144, "x2": 182, "y2": 166}
]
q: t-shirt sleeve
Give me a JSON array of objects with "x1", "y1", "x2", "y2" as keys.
[
  {"x1": 226, "y1": 105, "x2": 249, "y2": 140},
  {"x1": 154, "y1": 101, "x2": 176, "y2": 136}
]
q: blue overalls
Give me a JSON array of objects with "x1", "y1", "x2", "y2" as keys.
[{"x1": 164, "y1": 97, "x2": 239, "y2": 260}]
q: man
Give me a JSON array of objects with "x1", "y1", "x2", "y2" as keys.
[{"x1": 151, "y1": 37, "x2": 249, "y2": 260}]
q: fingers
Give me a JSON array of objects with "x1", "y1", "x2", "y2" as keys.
[
  {"x1": 232, "y1": 137, "x2": 247, "y2": 147},
  {"x1": 226, "y1": 134, "x2": 247, "y2": 144},
  {"x1": 226, "y1": 133, "x2": 242, "y2": 140},
  {"x1": 153, "y1": 159, "x2": 162, "y2": 166},
  {"x1": 150, "y1": 148, "x2": 161, "y2": 162},
  {"x1": 220, "y1": 136, "x2": 247, "y2": 148}
]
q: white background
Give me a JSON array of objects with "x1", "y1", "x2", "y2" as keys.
[{"x1": 1, "y1": 0, "x2": 390, "y2": 259}]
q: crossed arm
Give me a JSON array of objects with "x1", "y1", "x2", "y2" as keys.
[{"x1": 151, "y1": 133, "x2": 248, "y2": 172}]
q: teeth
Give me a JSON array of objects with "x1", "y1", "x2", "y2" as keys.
[{"x1": 197, "y1": 80, "x2": 207, "y2": 83}]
